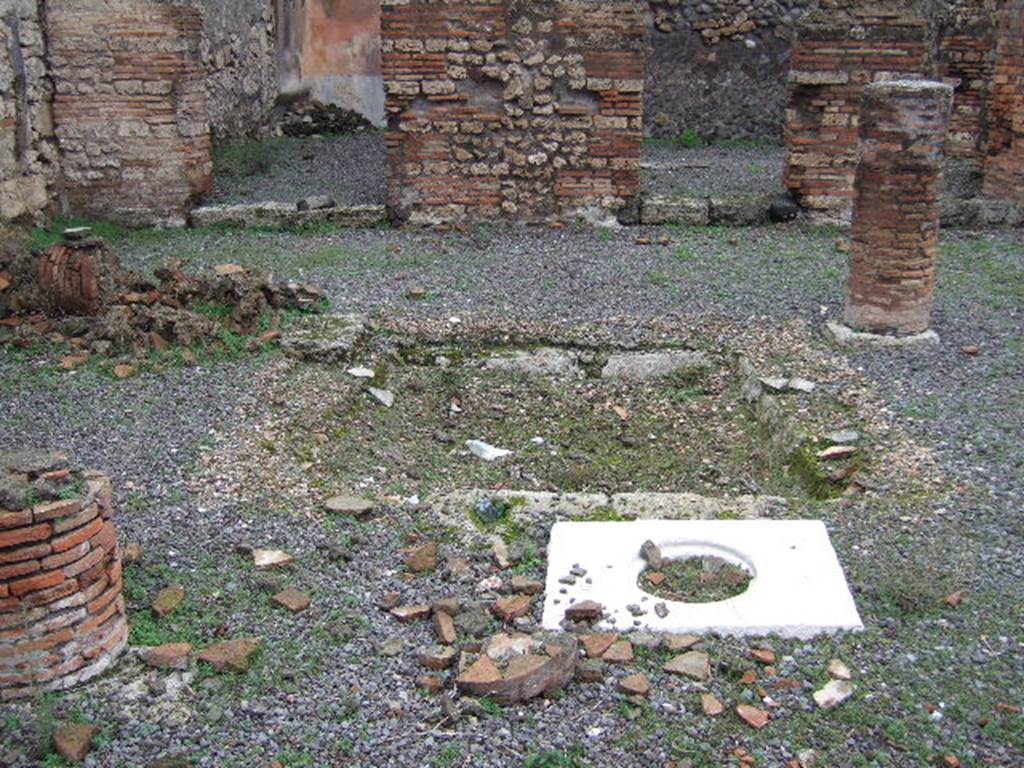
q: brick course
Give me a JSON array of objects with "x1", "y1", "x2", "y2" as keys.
[
  {"x1": 783, "y1": 5, "x2": 932, "y2": 224},
  {"x1": 0, "y1": 453, "x2": 126, "y2": 700},
  {"x1": 46, "y1": 0, "x2": 213, "y2": 226},
  {"x1": 982, "y1": 0, "x2": 1024, "y2": 202},
  {"x1": 845, "y1": 80, "x2": 954, "y2": 335},
  {"x1": 381, "y1": 0, "x2": 645, "y2": 225}
]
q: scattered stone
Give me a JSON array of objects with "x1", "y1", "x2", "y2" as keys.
[
  {"x1": 640, "y1": 539, "x2": 663, "y2": 569},
  {"x1": 477, "y1": 574, "x2": 504, "y2": 592},
  {"x1": 466, "y1": 440, "x2": 512, "y2": 461},
  {"x1": 324, "y1": 494, "x2": 375, "y2": 517},
  {"x1": 391, "y1": 604, "x2": 431, "y2": 623},
  {"x1": 816, "y1": 445, "x2": 857, "y2": 461},
  {"x1": 602, "y1": 640, "x2": 634, "y2": 664},
  {"x1": 511, "y1": 575, "x2": 543, "y2": 595},
  {"x1": 760, "y1": 376, "x2": 789, "y2": 392},
  {"x1": 456, "y1": 633, "x2": 577, "y2": 705},
  {"x1": 272, "y1": 588, "x2": 311, "y2": 613},
  {"x1": 813, "y1": 679, "x2": 856, "y2": 709},
  {"x1": 418, "y1": 675, "x2": 444, "y2": 693},
  {"x1": 406, "y1": 286, "x2": 427, "y2": 300},
  {"x1": 346, "y1": 366, "x2": 375, "y2": 379},
  {"x1": 197, "y1": 638, "x2": 261, "y2": 673},
  {"x1": 751, "y1": 648, "x2": 776, "y2": 664},
  {"x1": 564, "y1": 600, "x2": 603, "y2": 622},
  {"x1": 297, "y1": 195, "x2": 335, "y2": 211},
  {"x1": 418, "y1": 645, "x2": 458, "y2": 670},
  {"x1": 618, "y1": 673, "x2": 650, "y2": 697},
  {"x1": 483, "y1": 632, "x2": 537, "y2": 662},
  {"x1": 113, "y1": 363, "x2": 135, "y2": 379},
  {"x1": 736, "y1": 703, "x2": 769, "y2": 729},
  {"x1": 666, "y1": 634, "x2": 702, "y2": 651},
  {"x1": 280, "y1": 313, "x2": 368, "y2": 364},
  {"x1": 647, "y1": 571, "x2": 667, "y2": 586},
  {"x1": 581, "y1": 633, "x2": 618, "y2": 659},
  {"x1": 431, "y1": 597, "x2": 462, "y2": 616},
  {"x1": 492, "y1": 537, "x2": 510, "y2": 568},
  {"x1": 576, "y1": 659, "x2": 605, "y2": 683},
  {"x1": 53, "y1": 723, "x2": 99, "y2": 763},
  {"x1": 122, "y1": 541, "x2": 143, "y2": 564},
  {"x1": 379, "y1": 636, "x2": 405, "y2": 657},
  {"x1": 788, "y1": 377, "x2": 817, "y2": 393},
  {"x1": 492, "y1": 595, "x2": 533, "y2": 621},
  {"x1": 152, "y1": 586, "x2": 185, "y2": 618},
  {"x1": 140, "y1": 643, "x2": 192, "y2": 670},
  {"x1": 482, "y1": 347, "x2": 581, "y2": 378},
  {"x1": 797, "y1": 749, "x2": 819, "y2": 767},
  {"x1": 961, "y1": 344, "x2": 981, "y2": 356},
  {"x1": 825, "y1": 429, "x2": 860, "y2": 445},
  {"x1": 404, "y1": 542, "x2": 438, "y2": 573},
  {"x1": 827, "y1": 659, "x2": 852, "y2": 680},
  {"x1": 654, "y1": 602, "x2": 669, "y2": 619},
  {"x1": 701, "y1": 693, "x2": 725, "y2": 716},
  {"x1": 213, "y1": 263, "x2": 246, "y2": 276},
  {"x1": 253, "y1": 549, "x2": 294, "y2": 569},
  {"x1": 664, "y1": 650, "x2": 711, "y2": 682},
  {"x1": 433, "y1": 611, "x2": 457, "y2": 644},
  {"x1": 454, "y1": 608, "x2": 492, "y2": 637},
  {"x1": 943, "y1": 591, "x2": 964, "y2": 607},
  {"x1": 368, "y1": 387, "x2": 395, "y2": 408}
]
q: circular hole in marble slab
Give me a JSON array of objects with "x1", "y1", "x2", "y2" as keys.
[{"x1": 638, "y1": 543, "x2": 755, "y2": 604}]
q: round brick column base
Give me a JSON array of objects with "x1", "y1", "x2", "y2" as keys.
[{"x1": 0, "y1": 451, "x2": 127, "y2": 700}]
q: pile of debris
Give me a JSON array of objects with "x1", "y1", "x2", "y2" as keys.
[
  {"x1": 277, "y1": 101, "x2": 374, "y2": 138},
  {"x1": 0, "y1": 227, "x2": 326, "y2": 358}
]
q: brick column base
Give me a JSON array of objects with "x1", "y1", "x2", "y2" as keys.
[
  {"x1": 845, "y1": 80, "x2": 953, "y2": 335},
  {"x1": 0, "y1": 452, "x2": 127, "y2": 700}
]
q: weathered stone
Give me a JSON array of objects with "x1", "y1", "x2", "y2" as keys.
[
  {"x1": 511, "y1": 575, "x2": 543, "y2": 595},
  {"x1": 701, "y1": 693, "x2": 725, "y2": 716},
  {"x1": 580, "y1": 633, "x2": 618, "y2": 659},
  {"x1": 272, "y1": 588, "x2": 311, "y2": 613},
  {"x1": 53, "y1": 723, "x2": 99, "y2": 763},
  {"x1": 433, "y1": 611, "x2": 458, "y2": 644},
  {"x1": 324, "y1": 495, "x2": 376, "y2": 518},
  {"x1": 152, "y1": 586, "x2": 185, "y2": 618},
  {"x1": 140, "y1": 643, "x2": 192, "y2": 670},
  {"x1": 280, "y1": 313, "x2": 368, "y2": 364},
  {"x1": 564, "y1": 600, "x2": 603, "y2": 622},
  {"x1": 455, "y1": 633, "x2": 577, "y2": 705},
  {"x1": 252, "y1": 549, "x2": 294, "y2": 569},
  {"x1": 391, "y1": 604, "x2": 432, "y2": 623},
  {"x1": 736, "y1": 703, "x2": 769, "y2": 729},
  {"x1": 197, "y1": 637, "x2": 261, "y2": 673},
  {"x1": 418, "y1": 645, "x2": 458, "y2": 670},
  {"x1": 618, "y1": 673, "x2": 650, "y2": 697},
  {"x1": 813, "y1": 679, "x2": 856, "y2": 709},
  {"x1": 602, "y1": 640, "x2": 634, "y2": 664},
  {"x1": 492, "y1": 595, "x2": 533, "y2": 621},
  {"x1": 664, "y1": 650, "x2": 711, "y2": 682},
  {"x1": 404, "y1": 542, "x2": 438, "y2": 573},
  {"x1": 601, "y1": 351, "x2": 711, "y2": 381}
]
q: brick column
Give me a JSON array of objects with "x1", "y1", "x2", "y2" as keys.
[
  {"x1": 0, "y1": 452, "x2": 127, "y2": 700},
  {"x1": 845, "y1": 80, "x2": 953, "y2": 335}
]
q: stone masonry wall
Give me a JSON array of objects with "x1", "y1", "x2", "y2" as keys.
[
  {"x1": 0, "y1": 452, "x2": 127, "y2": 701},
  {"x1": 782, "y1": 5, "x2": 932, "y2": 223},
  {"x1": 0, "y1": 1, "x2": 57, "y2": 223},
  {"x1": 381, "y1": 0, "x2": 645, "y2": 225},
  {"x1": 47, "y1": 0, "x2": 213, "y2": 226},
  {"x1": 982, "y1": 0, "x2": 1024, "y2": 202}
]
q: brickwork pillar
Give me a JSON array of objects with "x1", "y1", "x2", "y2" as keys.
[
  {"x1": 982, "y1": 0, "x2": 1024, "y2": 203},
  {"x1": 845, "y1": 81, "x2": 953, "y2": 335},
  {"x1": 0, "y1": 452, "x2": 127, "y2": 700}
]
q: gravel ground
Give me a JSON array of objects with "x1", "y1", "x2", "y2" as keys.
[
  {"x1": 205, "y1": 133, "x2": 386, "y2": 207},
  {"x1": 0, "y1": 222, "x2": 1021, "y2": 768},
  {"x1": 202, "y1": 135, "x2": 985, "y2": 205}
]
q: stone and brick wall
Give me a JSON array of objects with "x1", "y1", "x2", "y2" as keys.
[
  {"x1": 937, "y1": 2, "x2": 1001, "y2": 161},
  {"x1": 982, "y1": 0, "x2": 1024, "y2": 202},
  {"x1": 46, "y1": 0, "x2": 214, "y2": 226},
  {"x1": 783, "y1": 5, "x2": 932, "y2": 223},
  {"x1": 0, "y1": 452, "x2": 127, "y2": 701},
  {"x1": 381, "y1": 0, "x2": 645, "y2": 225},
  {"x1": 0, "y1": 1, "x2": 57, "y2": 223}
]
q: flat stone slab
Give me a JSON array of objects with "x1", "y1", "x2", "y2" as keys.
[
  {"x1": 280, "y1": 313, "x2": 368, "y2": 364},
  {"x1": 542, "y1": 520, "x2": 863, "y2": 638},
  {"x1": 189, "y1": 202, "x2": 386, "y2": 229},
  {"x1": 826, "y1": 321, "x2": 939, "y2": 349},
  {"x1": 481, "y1": 348, "x2": 583, "y2": 378},
  {"x1": 600, "y1": 350, "x2": 711, "y2": 380}
]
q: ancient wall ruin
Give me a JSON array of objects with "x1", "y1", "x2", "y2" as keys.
[
  {"x1": 46, "y1": 0, "x2": 213, "y2": 226},
  {"x1": 782, "y1": 6, "x2": 932, "y2": 223},
  {"x1": 381, "y1": 0, "x2": 645, "y2": 225},
  {"x1": 0, "y1": 1, "x2": 57, "y2": 223},
  {"x1": 982, "y1": 0, "x2": 1024, "y2": 202}
]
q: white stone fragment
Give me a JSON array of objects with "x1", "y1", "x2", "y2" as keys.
[
  {"x1": 813, "y1": 679, "x2": 856, "y2": 709},
  {"x1": 368, "y1": 388, "x2": 395, "y2": 408},
  {"x1": 466, "y1": 440, "x2": 512, "y2": 461},
  {"x1": 541, "y1": 520, "x2": 863, "y2": 638},
  {"x1": 347, "y1": 366, "x2": 376, "y2": 379}
]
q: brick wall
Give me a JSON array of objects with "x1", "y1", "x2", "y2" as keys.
[
  {"x1": 47, "y1": 0, "x2": 213, "y2": 226},
  {"x1": 982, "y1": 0, "x2": 1024, "y2": 202},
  {"x1": 381, "y1": 0, "x2": 645, "y2": 225},
  {"x1": 938, "y1": 4, "x2": 1001, "y2": 161},
  {"x1": 783, "y1": 5, "x2": 932, "y2": 224},
  {"x1": 0, "y1": 454, "x2": 127, "y2": 700},
  {"x1": 0, "y1": 2, "x2": 56, "y2": 223}
]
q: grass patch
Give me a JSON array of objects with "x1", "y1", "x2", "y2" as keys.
[{"x1": 639, "y1": 555, "x2": 752, "y2": 603}]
